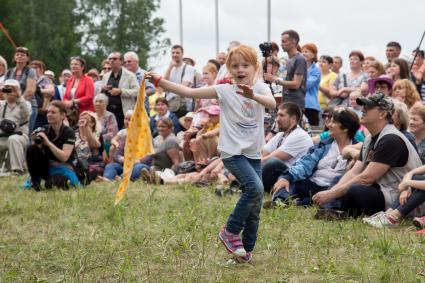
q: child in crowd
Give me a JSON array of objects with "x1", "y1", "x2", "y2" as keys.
[
  {"x1": 348, "y1": 90, "x2": 363, "y2": 118},
  {"x1": 146, "y1": 45, "x2": 276, "y2": 263}
]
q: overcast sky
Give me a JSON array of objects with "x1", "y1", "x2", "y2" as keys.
[{"x1": 151, "y1": 0, "x2": 425, "y2": 73}]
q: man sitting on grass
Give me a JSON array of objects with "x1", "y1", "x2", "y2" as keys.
[{"x1": 312, "y1": 93, "x2": 422, "y2": 219}]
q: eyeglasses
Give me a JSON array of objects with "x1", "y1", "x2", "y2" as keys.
[
  {"x1": 102, "y1": 67, "x2": 111, "y2": 71},
  {"x1": 123, "y1": 60, "x2": 133, "y2": 64},
  {"x1": 375, "y1": 84, "x2": 390, "y2": 91},
  {"x1": 321, "y1": 113, "x2": 332, "y2": 119},
  {"x1": 108, "y1": 57, "x2": 119, "y2": 61}
]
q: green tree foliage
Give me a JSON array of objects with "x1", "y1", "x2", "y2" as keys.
[
  {"x1": 74, "y1": 0, "x2": 169, "y2": 69},
  {"x1": 0, "y1": 0, "x2": 168, "y2": 77},
  {"x1": 0, "y1": 0, "x2": 82, "y2": 77}
]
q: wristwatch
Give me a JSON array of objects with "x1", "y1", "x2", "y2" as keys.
[{"x1": 275, "y1": 78, "x2": 282, "y2": 85}]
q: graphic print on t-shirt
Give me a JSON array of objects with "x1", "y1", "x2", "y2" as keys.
[{"x1": 237, "y1": 99, "x2": 258, "y2": 129}]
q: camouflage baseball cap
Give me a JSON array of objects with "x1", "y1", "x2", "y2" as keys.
[{"x1": 356, "y1": 92, "x2": 394, "y2": 114}]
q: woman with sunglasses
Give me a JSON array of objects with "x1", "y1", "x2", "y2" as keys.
[
  {"x1": 312, "y1": 106, "x2": 365, "y2": 144},
  {"x1": 63, "y1": 56, "x2": 95, "y2": 115},
  {"x1": 265, "y1": 108, "x2": 361, "y2": 208}
]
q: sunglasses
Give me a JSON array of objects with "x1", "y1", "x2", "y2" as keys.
[
  {"x1": 108, "y1": 57, "x2": 119, "y2": 61},
  {"x1": 321, "y1": 113, "x2": 332, "y2": 119},
  {"x1": 102, "y1": 67, "x2": 111, "y2": 71}
]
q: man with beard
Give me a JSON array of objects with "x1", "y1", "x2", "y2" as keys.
[{"x1": 261, "y1": 102, "x2": 313, "y2": 193}]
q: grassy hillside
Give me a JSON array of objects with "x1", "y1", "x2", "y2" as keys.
[{"x1": 1, "y1": 177, "x2": 424, "y2": 282}]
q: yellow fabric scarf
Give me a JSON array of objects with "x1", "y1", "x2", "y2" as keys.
[{"x1": 115, "y1": 80, "x2": 154, "y2": 205}]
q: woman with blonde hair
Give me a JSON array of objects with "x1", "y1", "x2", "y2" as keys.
[
  {"x1": 392, "y1": 79, "x2": 423, "y2": 110},
  {"x1": 0, "y1": 55, "x2": 8, "y2": 83}
]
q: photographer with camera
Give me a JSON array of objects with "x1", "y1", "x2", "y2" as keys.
[
  {"x1": 263, "y1": 30, "x2": 307, "y2": 110},
  {"x1": 25, "y1": 101, "x2": 79, "y2": 190},
  {"x1": 0, "y1": 80, "x2": 31, "y2": 175}
]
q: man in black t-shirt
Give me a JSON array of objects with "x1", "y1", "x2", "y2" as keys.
[{"x1": 312, "y1": 93, "x2": 421, "y2": 218}]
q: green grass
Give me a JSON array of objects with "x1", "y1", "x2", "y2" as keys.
[{"x1": 1, "y1": 177, "x2": 425, "y2": 282}]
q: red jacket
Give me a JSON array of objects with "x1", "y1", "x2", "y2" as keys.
[{"x1": 64, "y1": 74, "x2": 95, "y2": 112}]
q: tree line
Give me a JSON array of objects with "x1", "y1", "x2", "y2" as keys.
[{"x1": 0, "y1": 0, "x2": 169, "y2": 76}]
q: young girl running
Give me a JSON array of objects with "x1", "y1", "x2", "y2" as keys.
[{"x1": 147, "y1": 45, "x2": 276, "y2": 263}]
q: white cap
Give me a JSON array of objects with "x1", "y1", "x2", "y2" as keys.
[
  {"x1": 61, "y1": 69, "x2": 72, "y2": 76},
  {"x1": 3, "y1": 79, "x2": 21, "y2": 91},
  {"x1": 44, "y1": 70, "x2": 55, "y2": 77}
]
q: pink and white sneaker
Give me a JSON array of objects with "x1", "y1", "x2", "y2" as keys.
[{"x1": 218, "y1": 227, "x2": 246, "y2": 257}]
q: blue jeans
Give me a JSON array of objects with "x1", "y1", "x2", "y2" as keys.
[
  {"x1": 103, "y1": 162, "x2": 150, "y2": 181},
  {"x1": 393, "y1": 175, "x2": 425, "y2": 216},
  {"x1": 273, "y1": 179, "x2": 327, "y2": 206},
  {"x1": 262, "y1": 157, "x2": 288, "y2": 193},
  {"x1": 29, "y1": 105, "x2": 38, "y2": 135},
  {"x1": 222, "y1": 155, "x2": 263, "y2": 252}
]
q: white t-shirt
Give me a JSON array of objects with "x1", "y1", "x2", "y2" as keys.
[
  {"x1": 166, "y1": 63, "x2": 195, "y2": 100},
  {"x1": 263, "y1": 127, "x2": 313, "y2": 166},
  {"x1": 214, "y1": 82, "x2": 271, "y2": 159},
  {"x1": 216, "y1": 65, "x2": 229, "y2": 81},
  {"x1": 309, "y1": 141, "x2": 348, "y2": 187}
]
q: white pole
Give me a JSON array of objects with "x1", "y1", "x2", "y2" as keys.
[
  {"x1": 267, "y1": 0, "x2": 271, "y2": 41},
  {"x1": 215, "y1": 0, "x2": 219, "y2": 54},
  {"x1": 179, "y1": 0, "x2": 183, "y2": 45}
]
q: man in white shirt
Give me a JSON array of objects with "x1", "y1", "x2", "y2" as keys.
[
  {"x1": 262, "y1": 102, "x2": 313, "y2": 192},
  {"x1": 216, "y1": 41, "x2": 241, "y2": 83},
  {"x1": 164, "y1": 45, "x2": 195, "y2": 118},
  {"x1": 123, "y1": 51, "x2": 156, "y2": 115}
]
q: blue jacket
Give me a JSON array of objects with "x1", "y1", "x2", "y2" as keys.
[
  {"x1": 304, "y1": 63, "x2": 321, "y2": 111},
  {"x1": 280, "y1": 137, "x2": 338, "y2": 182}
]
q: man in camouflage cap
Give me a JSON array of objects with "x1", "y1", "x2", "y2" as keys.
[
  {"x1": 312, "y1": 92, "x2": 422, "y2": 220},
  {"x1": 356, "y1": 92, "x2": 394, "y2": 118}
]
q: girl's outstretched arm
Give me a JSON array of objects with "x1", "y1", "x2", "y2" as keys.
[
  {"x1": 236, "y1": 84, "x2": 276, "y2": 109},
  {"x1": 146, "y1": 72, "x2": 217, "y2": 99}
]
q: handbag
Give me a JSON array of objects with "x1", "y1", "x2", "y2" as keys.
[{"x1": 328, "y1": 74, "x2": 349, "y2": 107}]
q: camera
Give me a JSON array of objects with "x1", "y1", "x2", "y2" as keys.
[
  {"x1": 1, "y1": 87, "x2": 13, "y2": 94},
  {"x1": 259, "y1": 42, "x2": 273, "y2": 58},
  {"x1": 32, "y1": 127, "x2": 45, "y2": 145},
  {"x1": 103, "y1": 85, "x2": 113, "y2": 95}
]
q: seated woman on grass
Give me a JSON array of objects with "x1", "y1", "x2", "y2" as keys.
[
  {"x1": 98, "y1": 110, "x2": 150, "y2": 182},
  {"x1": 74, "y1": 111, "x2": 103, "y2": 183},
  {"x1": 26, "y1": 101, "x2": 80, "y2": 190},
  {"x1": 265, "y1": 108, "x2": 360, "y2": 208},
  {"x1": 140, "y1": 118, "x2": 182, "y2": 184}
]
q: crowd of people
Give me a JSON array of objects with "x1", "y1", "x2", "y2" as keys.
[{"x1": 1, "y1": 28, "x2": 425, "y2": 264}]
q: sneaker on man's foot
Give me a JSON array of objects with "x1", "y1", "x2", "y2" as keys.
[
  {"x1": 140, "y1": 168, "x2": 152, "y2": 183},
  {"x1": 362, "y1": 211, "x2": 399, "y2": 228},
  {"x1": 314, "y1": 208, "x2": 348, "y2": 221},
  {"x1": 413, "y1": 216, "x2": 425, "y2": 230},
  {"x1": 218, "y1": 227, "x2": 246, "y2": 257}
]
